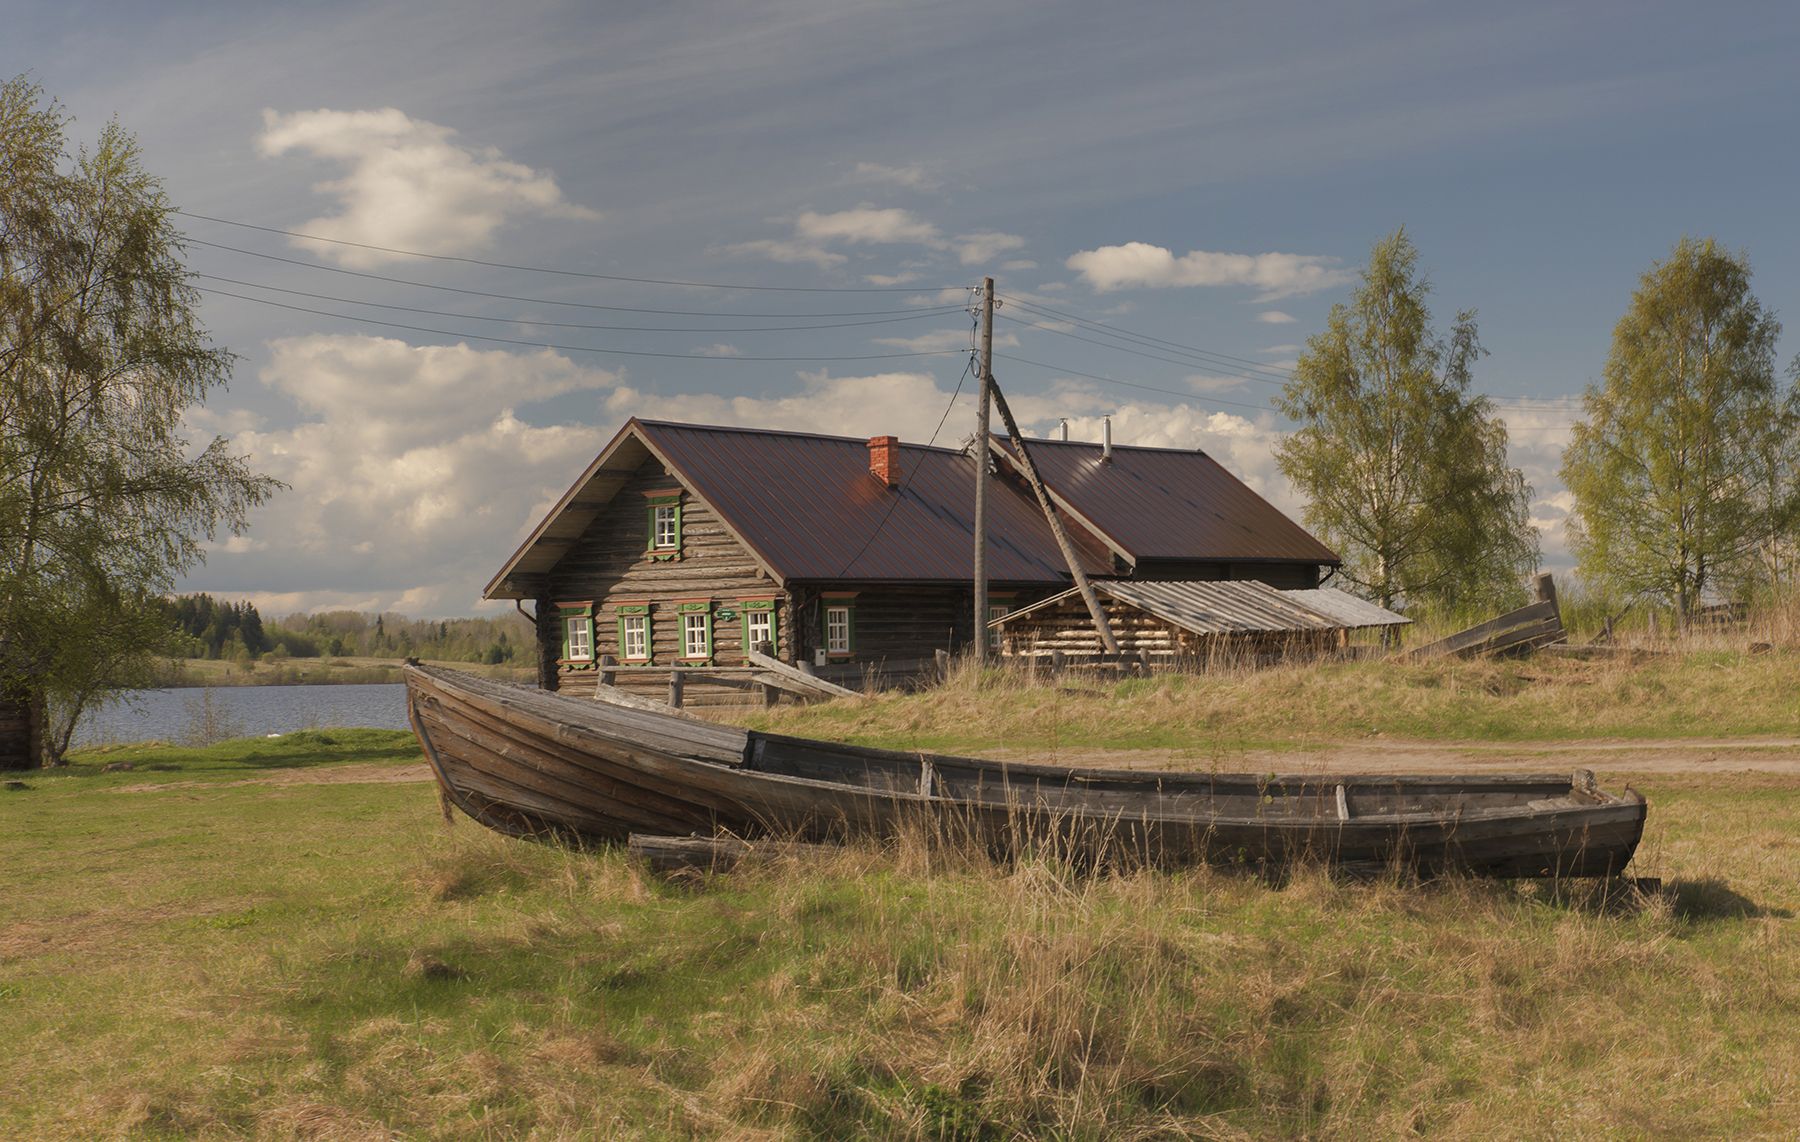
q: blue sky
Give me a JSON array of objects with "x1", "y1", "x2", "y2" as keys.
[{"x1": 10, "y1": 1, "x2": 1799, "y2": 614}]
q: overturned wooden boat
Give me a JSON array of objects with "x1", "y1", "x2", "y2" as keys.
[{"x1": 404, "y1": 663, "x2": 1647, "y2": 877}]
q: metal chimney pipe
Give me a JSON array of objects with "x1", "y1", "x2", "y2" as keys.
[
  {"x1": 1101, "y1": 416, "x2": 1112, "y2": 461},
  {"x1": 1058, "y1": 418, "x2": 1069, "y2": 441}
]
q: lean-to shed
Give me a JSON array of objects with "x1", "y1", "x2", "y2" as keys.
[{"x1": 991, "y1": 579, "x2": 1408, "y2": 667}]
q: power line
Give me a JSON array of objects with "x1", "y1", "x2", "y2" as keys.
[
  {"x1": 1001, "y1": 295, "x2": 1587, "y2": 420},
  {"x1": 198, "y1": 285, "x2": 966, "y2": 363},
  {"x1": 187, "y1": 239, "x2": 950, "y2": 318},
  {"x1": 175, "y1": 209, "x2": 970, "y2": 293},
  {"x1": 192, "y1": 272, "x2": 967, "y2": 334}
]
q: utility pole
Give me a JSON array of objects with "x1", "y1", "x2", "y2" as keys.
[{"x1": 972, "y1": 277, "x2": 994, "y2": 663}]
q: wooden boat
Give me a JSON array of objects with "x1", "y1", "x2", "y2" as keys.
[{"x1": 403, "y1": 663, "x2": 1647, "y2": 877}]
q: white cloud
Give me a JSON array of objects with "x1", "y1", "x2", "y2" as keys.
[
  {"x1": 1000, "y1": 259, "x2": 1038, "y2": 272},
  {"x1": 850, "y1": 161, "x2": 942, "y2": 191},
  {"x1": 1259, "y1": 343, "x2": 1300, "y2": 355},
  {"x1": 794, "y1": 206, "x2": 941, "y2": 245},
  {"x1": 1066, "y1": 241, "x2": 1350, "y2": 299},
  {"x1": 259, "y1": 108, "x2": 596, "y2": 268},
  {"x1": 864, "y1": 272, "x2": 921, "y2": 287},
  {"x1": 718, "y1": 237, "x2": 847, "y2": 269},
  {"x1": 874, "y1": 328, "x2": 1015, "y2": 354},
  {"x1": 1257, "y1": 310, "x2": 1297, "y2": 324},
  {"x1": 694, "y1": 343, "x2": 743, "y2": 357},
  {"x1": 196, "y1": 334, "x2": 1322, "y2": 615},
  {"x1": 956, "y1": 230, "x2": 1027, "y2": 266}
]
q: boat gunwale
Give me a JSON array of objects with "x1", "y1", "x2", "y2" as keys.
[{"x1": 404, "y1": 665, "x2": 1646, "y2": 835}]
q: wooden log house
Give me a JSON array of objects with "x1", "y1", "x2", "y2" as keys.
[{"x1": 482, "y1": 419, "x2": 1341, "y2": 704}]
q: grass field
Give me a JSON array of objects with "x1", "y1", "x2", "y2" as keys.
[
  {"x1": 745, "y1": 646, "x2": 1800, "y2": 755},
  {"x1": 3, "y1": 729, "x2": 1796, "y2": 1138}
]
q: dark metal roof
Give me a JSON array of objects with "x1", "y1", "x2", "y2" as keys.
[
  {"x1": 996, "y1": 437, "x2": 1340, "y2": 566},
  {"x1": 485, "y1": 419, "x2": 1337, "y2": 599},
  {"x1": 636, "y1": 420, "x2": 1111, "y2": 584}
]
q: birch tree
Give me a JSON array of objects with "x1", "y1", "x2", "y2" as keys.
[
  {"x1": 1, "y1": 76, "x2": 279, "y2": 766},
  {"x1": 1560, "y1": 238, "x2": 1789, "y2": 619},
  {"x1": 1276, "y1": 229, "x2": 1537, "y2": 613}
]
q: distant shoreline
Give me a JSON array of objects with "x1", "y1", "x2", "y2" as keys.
[{"x1": 148, "y1": 657, "x2": 533, "y2": 689}]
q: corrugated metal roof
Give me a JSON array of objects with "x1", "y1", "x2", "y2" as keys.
[
  {"x1": 999, "y1": 437, "x2": 1340, "y2": 566},
  {"x1": 1282, "y1": 588, "x2": 1410, "y2": 629},
  {"x1": 993, "y1": 581, "x2": 1408, "y2": 635}
]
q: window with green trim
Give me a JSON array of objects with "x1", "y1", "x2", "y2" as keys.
[
  {"x1": 556, "y1": 603, "x2": 596, "y2": 667},
  {"x1": 615, "y1": 605, "x2": 651, "y2": 663},
  {"x1": 823, "y1": 603, "x2": 854, "y2": 655},
  {"x1": 741, "y1": 600, "x2": 777, "y2": 658},
  {"x1": 646, "y1": 493, "x2": 682, "y2": 560},
  {"x1": 676, "y1": 600, "x2": 713, "y2": 662}
]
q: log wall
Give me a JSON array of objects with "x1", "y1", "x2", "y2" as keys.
[
  {"x1": 544, "y1": 458, "x2": 789, "y2": 690},
  {"x1": 997, "y1": 594, "x2": 1333, "y2": 669}
]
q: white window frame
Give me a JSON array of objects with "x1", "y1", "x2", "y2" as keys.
[
  {"x1": 825, "y1": 605, "x2": 851, "y2": 654},
  {"x1": 987, "y1": 604, "x2": 1009, "y2": 652},
  {"x1": 745, "y1": 608, "x2": 775, "y2": 655},
  {"x1": 565, "y1": 615, "x2": 593, "y2": 662},
  {"x1": 683, "y1": 612, "x2": 710, "y2": 660},
  {"x1": 620, "y1": 614, "x2": 649, "y2": 662},
  {"x1": 652, "y1": 504, "x2": 678, "y2": 550}
]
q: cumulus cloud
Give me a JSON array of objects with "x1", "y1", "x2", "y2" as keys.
[
  {"x1": 259, "y1": 108, "x2": 596, "y2": 268},
  {"x1": 1257, "y1": 310, "x2": 1297, "y2": 324},
  {"x1": 1066, "y1": 241, "x2": 1350, "y2": 299},
  {"x1": 956, "y1": 230, "x2": 1027, "y2": 266},
  {"x1": 197, "y1": 335, "x2": 620, "y2": 613},
  {"x1": 794, "y1": 207, "x2": 941, "y2": 245},
  {"x1": 193, "y1": 334, "x2": 1326, "y2": 614}
]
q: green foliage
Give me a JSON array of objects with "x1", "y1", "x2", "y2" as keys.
[
  {"x1": 1276, "y1": 229, "x2": 1538, "y2": 612},
  {"x1": 1562, "y1": 237, "x2": 1798, "y2": 616},
  {"x1": 0, "y1": 76, "x2": 279, "y2": 764}
]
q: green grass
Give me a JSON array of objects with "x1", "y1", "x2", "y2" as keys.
[
  {"x1": 3, "y1": 733, "x2": 1798, "y2": 1136},
  {"x1": 742, "y1": 647, "x2": 1800, "y2": 753}
]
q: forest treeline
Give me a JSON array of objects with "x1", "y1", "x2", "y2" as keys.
[{"x1": 162, "y1": 594, "x2": 531, "y2": 665}]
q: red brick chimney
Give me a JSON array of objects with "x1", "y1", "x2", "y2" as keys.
[{"x1": 867, "y1": 435, "x2": 900, "y2": 488}]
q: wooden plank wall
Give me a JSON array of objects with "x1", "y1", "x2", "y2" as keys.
[{"x1": 544, "y1": 458, "x2": 789, "y2": 688}]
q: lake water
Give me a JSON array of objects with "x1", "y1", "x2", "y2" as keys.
[{"x1": 74, "y1": 683, "x2": 411, "y2": 747}]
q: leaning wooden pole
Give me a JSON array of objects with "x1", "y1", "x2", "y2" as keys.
[
  {"x1": 986, "y1": 378, "x2": 1122, "y2": 656},
  {"x1": 971, "y1": 277, "x2": 994, "y2": 663}
]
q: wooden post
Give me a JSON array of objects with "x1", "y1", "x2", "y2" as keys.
[
  {"x1": 986, "y1": 379, "x2": 1122, "y2": 656},
  {"x1": 754, "y1": 642, "x2": 777, "y2": 706},
  {"x1": 534, "y1": 598, "x2": 560, "y2": 692},
  {"x1": 667, "y1": 670, "x2": 684, "y2": 709},
  {"x1": 972, "y1": 276, "x2": 994, "y2": 663}
]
